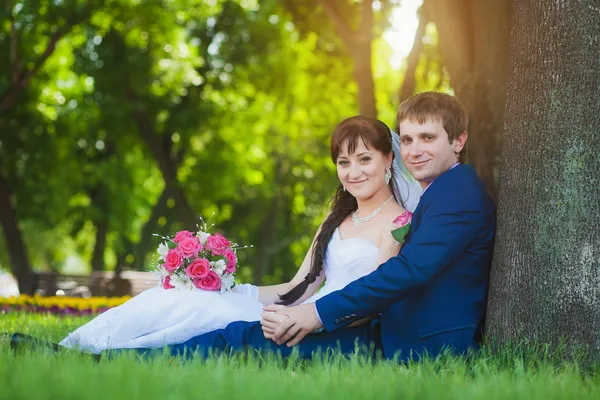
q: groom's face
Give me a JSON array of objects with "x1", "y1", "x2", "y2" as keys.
[{"x1": 398, "y1": 118, "x2": 467, "y2": 189}]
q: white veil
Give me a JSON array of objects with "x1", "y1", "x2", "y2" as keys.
[{"x1": 391, "y1": 130, "x2": 422, "y2": 212}]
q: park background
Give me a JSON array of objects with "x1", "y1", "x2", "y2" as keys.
[{"x1": 1, "y1": 0, "x2": 600, "y2": 372}]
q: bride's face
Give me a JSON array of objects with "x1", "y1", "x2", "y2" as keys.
[{"x1": 336, "y1": 139, "x2": 392, "y2": 200}]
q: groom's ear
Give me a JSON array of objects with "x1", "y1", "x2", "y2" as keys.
[{"x1": 452, "y1": 130, "x2": 468, "y2": 154}]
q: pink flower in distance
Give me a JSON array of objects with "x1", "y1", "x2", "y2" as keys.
[
  {"x1": 223, "y1": 249, "x2": 237, "y2": 274},
  {"x1": 205, "y1": 233, "x2": 231, "y2": 256},
  {"x1": 193, "y1": 270, "x2": 222, "y2": 291},
  {"x1": 164, "y1": 249, "x2": 183, "y2": 272},
  {"x1": 186, "y1": 258, "x2": 210, "y2": 279},
  {"x1": 177, "y1": 236, "x2": 202, "y2": 258},
  {"x1": 173, "y1": 230, "x2": 194, "y2": 243},
  {"x1": 393, "y1": 211, "x2": 413, "y2": 227},
  {"x1": 162, "y1": 276, "x2": 175, "y2": 290}
]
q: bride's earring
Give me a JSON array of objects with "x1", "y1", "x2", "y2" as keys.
[
  {"x1": 343, "y1": 186, "x2": 346, "y2": 192},
  {"x1": 384, "y1": 167, "x2": 391, "y2": 185}
]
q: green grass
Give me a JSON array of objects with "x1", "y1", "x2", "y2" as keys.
[{"x1": 1, "y1": 313, "x2": 599, "y2": 400}]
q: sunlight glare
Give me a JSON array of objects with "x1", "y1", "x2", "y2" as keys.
[{"x1": 383, "y1": 0, "x2": 423, "y2": 69}]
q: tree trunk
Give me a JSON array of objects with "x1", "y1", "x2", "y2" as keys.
[
  {"x1": 127, "y1": 93, "x2": 198, "y2": 228},
  {"x1": 252, "y1": 168, "x2": 285, "y2": 284},
  {"x1": 486, "y1": 0, "x2": 600, "y2": 351},
  {"x1": 316, "y1": 0, "x2": 377, "y2": 117},
  {"x1": 134, "y1": 187, "x2": 171, "y2": 271},
  {"x1": 0, "y1": 175, "x2": 34, "y2": 294},
  {"x1": 424, "y1": 0, "x2": 513, "y2": 198},
  {"x1": 91, "y1": 217, "x2": 108, "y2": 272},
  {"x1": 351, "y1": 42, "x2": 377, "y2": 118}
]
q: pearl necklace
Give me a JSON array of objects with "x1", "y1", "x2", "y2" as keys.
[{"x1": 352, "y1": 195, "x2": 394, "y2": 229}]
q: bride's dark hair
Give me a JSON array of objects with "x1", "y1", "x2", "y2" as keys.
[{"x1": 278, "y1": 116, "x2": 404, "y2": 305}]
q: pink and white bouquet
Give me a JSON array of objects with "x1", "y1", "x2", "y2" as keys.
[{"x1": 154, "y1": 228, "x2": 238, "y2": 293}]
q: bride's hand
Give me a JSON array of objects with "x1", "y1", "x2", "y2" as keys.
[{"x1": 260, "y1": 305, "x2": 288, "y2": 339}]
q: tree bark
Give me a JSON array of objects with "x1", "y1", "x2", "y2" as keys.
[
  {"x1": 423, "y1": 0, "x2": 513, "y2": 198},
  {"x1": 486, "y1": 0, "x2": 600, "y2": 351},
  {"x1": 0, "y1": 175, "x2": 34, "y2": 294}
]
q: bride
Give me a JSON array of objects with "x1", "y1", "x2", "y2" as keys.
[{"x1": 60, "y1": 116, "x2": 422, "y2": 354}]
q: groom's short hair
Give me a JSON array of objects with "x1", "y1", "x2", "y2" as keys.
[{"x1": 397, "y1": 92, "x2": 468, "y2": 162}]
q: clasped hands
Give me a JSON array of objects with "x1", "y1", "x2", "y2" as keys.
[{"x1": 260, "y1": 303, "x2": 323, "y2": 347}]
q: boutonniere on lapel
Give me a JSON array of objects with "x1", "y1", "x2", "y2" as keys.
[{"x1": 391, "y1": 211, "x2": 413, "y2": 244}]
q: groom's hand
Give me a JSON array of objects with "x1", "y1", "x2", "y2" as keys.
[{"x1": 263, "y1": 303, "x2": 322, "y2": 347}]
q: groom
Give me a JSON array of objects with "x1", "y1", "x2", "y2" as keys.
[{"x1": 120, "y1": 91, "x2": 495, "y2": 362}]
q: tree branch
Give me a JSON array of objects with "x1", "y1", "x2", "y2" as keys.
[
  {"x1": 316, "y1": 0, "x2": 356, "y2": 46},
  {"x1": 126, "y1": 89, "x2": 198, "y2": 227},
  {"x1": 0, "y1": 1, "x2": 94, "y2": 113},
  {"x1": 398, "y1": 6, "x2": 428, "y2": 103},
  {"x1": 360, "y1": 0, "x2": 373, "y2": 41},
  {"x1": 422, "y1": 0, "x2": 474, "y2": 80},
  {"x1": 9, "y1": 6, "x2": 19, "y2": 86}
]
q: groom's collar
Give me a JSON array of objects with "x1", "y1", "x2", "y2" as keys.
[{"x1": 421, "y1": 162, "x2": 460, "y2": 196}]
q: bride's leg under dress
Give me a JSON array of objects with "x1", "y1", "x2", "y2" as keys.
[{"x1": 59, "y1": 287, "x2": 264, "y2": 354}]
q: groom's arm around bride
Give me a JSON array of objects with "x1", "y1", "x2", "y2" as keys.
[{"x1": 264, "y1": 92, "x2": 496, "y2": 360}]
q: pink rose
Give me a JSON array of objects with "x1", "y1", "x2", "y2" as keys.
[
  {"x1": 177, "y1": 236, "x2": 202, "y2": 258},
  {"x1": 205, "y1": 233, "x2": 231, "y2": 256},
  {"x1": 223, "y1": 249, "x2": 237, "y2": 273},
  {"x1": 162, "y1": 276, "x2": 175, "y2": 290},
  {"x1": 164, "y1": 249, "x2": 183, "y2": 272},
  {"x1": 393, "y1": 211, "x2": 413, "y2": 227},
  {"x1": 193, "y1": 270, "x2": 222, "y2": 291},
  {"x1": 173, "y1": 230, "x2": 194, "y2": 243},
  {"x1": 185, "y1": 258, "x2": 210, "y2": 279}
]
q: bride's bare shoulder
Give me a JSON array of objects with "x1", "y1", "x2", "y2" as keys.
[{"x1": 387, "y1": 202, "x2": 407, "y2": 218}]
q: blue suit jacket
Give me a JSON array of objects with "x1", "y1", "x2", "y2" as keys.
[{"x1": 315, "y1": 164, "x2": 496, "y2": 360}]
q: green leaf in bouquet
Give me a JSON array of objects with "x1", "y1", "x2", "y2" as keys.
[
  {"x1": 391, "y1": 224, "x2": 411, "y2": 243},
  {"x1": 211, "y1": 255, "x2": 227, "y2": 263},
  {"x1": 167, "y1": 241, "x2": 178, "y2": 249}
]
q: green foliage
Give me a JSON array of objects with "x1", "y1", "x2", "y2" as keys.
[{"x1": 0, "y1": 0, "x2": 419, "y2": 283}]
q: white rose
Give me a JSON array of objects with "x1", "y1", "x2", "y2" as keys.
[
  {"x1": 170, "y1": 274, "x2": 189, "y2": 290},
  {"x1": 211, "y1": 260, "x2": 227, "y2": 275},
  {"x1": 197, "y1": 231, "x2": 210, "y2": 245},
  {"x1": 154, "y1": 266, "x2": 169, "y2": 280},
  {"x1": 157, "y1": 242, "x2": 169, "y2": 260}
]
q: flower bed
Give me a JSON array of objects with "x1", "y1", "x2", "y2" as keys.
[{"x1": 0, "y1": 295, "x2": 130, "y2": 316}]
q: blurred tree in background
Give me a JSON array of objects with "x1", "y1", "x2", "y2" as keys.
[{"x1": 0, "y1": 0, "x2": 507, "y2": 294}]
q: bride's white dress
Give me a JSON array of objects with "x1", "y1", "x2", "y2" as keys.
[{"x1": 59, "y1": 228, "x2": 379, "y2": 354}]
